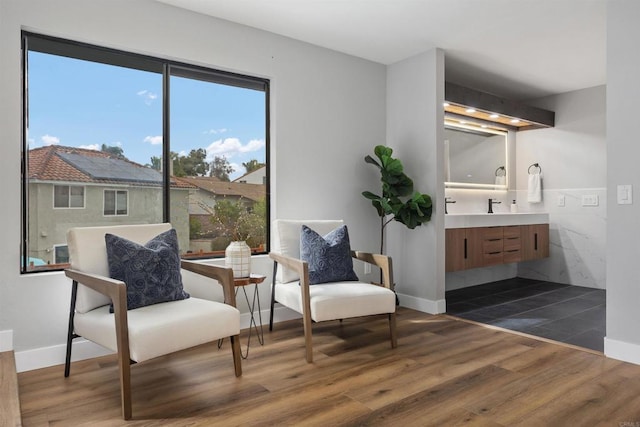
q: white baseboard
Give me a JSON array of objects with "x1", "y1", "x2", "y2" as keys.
[
  {"x1": 15, "y1": 339, "x2": 113, "y2": 373},
  {"x1": 604, "y1": 337, "x2": 640, "y2": 366},
  {"x1": 397, "y1": 293, "x2": 446, "y2": 314},
  {"x1": 0, "y1": 330, "x2": 13, "y2": 352},
  {"x1": 14, "y1": 306, "x2": 301, "y2": 373}
]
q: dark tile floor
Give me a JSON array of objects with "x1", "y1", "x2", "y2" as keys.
[{"x1": 446, "y1": 277, "x2": 606, "y2": 352}]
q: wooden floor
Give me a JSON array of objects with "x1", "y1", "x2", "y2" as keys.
[
  {"x1": 18, "y1": 308, "x2": 640, "y2": 426},
  {"x1": 1, "y1": 351, "x2": 22, "y2": 427}
]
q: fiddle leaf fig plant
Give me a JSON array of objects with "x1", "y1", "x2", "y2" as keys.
[{"x1": 363, "y1": 145, "x2": 433, "y2": 254}]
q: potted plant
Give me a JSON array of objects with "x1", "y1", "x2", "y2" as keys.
[
  {"x1": 211, "y1": 198, "x2": 258, "y2": 278},
  {"x1": 362, "y1": 145, "x2": 433, "y2": 255}
]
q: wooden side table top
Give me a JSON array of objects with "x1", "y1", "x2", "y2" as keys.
[{"x1": 233, "y1": 274, "x2": 267, "y2": 287}]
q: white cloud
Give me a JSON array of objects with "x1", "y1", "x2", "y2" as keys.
[
  {"x1": 41, "y1": 134, "x2": 60, "y2": 145},
  {"x1": 243, "y1": 139, "x2": 266, "y2": 152},
  {"x1": 79, "y1": 144, "x2": 100, "y2": 151},
  {"x1": 144, "y1": 135, "x2": 163, "y2": 145},
  {"x1": 204, "y1": 128, "x2": 228, "y2": 135},
  {"x1": 137, "y1": 89, "x2": 158, "y2": 106},
  {"x1": 205, "y1": 137, "x2": 265, "y2": 161}
]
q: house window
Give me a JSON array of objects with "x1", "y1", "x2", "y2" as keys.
[
  {"x1": 21, "y1": 32, "x2": 270, "y2": 273},
  {"x1": 53, "y1": 185, "x2": 85, "y2": 208},
  {"x1": 53, "y1": 244, "x2": 69, "y2": 264},
  {"x1": 104, "y1": 190, "x2": 128, "y2": 216}
]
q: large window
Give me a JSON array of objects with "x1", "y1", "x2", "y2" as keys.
[{"x1": 21, "y1": 32, "x2": 269, "y2": 273}]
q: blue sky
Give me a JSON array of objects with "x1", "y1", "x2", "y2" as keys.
[{"x1": 27, "y1": 52, "x2": 266, "y2": 180}]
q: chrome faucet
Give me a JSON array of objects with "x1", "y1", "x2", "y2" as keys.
[
  {"x1": 488, "y1": 198, "x2": 501, "y2": 214},
  {"x1": 445, "y1": 197, "x2": 456, "y2": 214}
]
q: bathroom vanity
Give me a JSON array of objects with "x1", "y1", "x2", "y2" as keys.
[{"x1": 445, "y1": 213, "x2": 549, "y2": 272}]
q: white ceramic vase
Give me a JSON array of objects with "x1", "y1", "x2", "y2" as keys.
[{"x1": 225, "y1": 241, "x2": 251, "y2": 278}]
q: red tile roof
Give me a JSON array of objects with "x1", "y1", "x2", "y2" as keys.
[
  {"x1": 176, "y1": 176, "x2": 266, "y2": 201},
  {"x1": 28, "y1": 145, "x2": 194, "y2": 189}
]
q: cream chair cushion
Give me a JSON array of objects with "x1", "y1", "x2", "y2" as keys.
[
  {"x1": 74, "y1": 298, "x2": 240, "y2": 362},
  {"x1": 275, "y1": 281, "x2": 395, "y2": 322}
]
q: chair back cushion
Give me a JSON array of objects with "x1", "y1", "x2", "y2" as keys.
[
  {"x1": 67, "y1": 223, "x2": 172, "y2": 313},
  {"x1": 272, "y1": 219, "x2": 344, "y2": 283},
  {"x1": 105, "y1": 228, "x2": 189, "y2": 311},
  {"x1": 300, "y1": 225, "x2": 358, "y2": 284}
]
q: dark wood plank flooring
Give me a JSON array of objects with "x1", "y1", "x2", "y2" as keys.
[{"x1": 18, "y1": 307, "x2": 640, "y2": 426}]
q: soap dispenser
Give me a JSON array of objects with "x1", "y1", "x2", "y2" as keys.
[{"x1": 510, "y1": 200, "x2": 518, "y2": 213}]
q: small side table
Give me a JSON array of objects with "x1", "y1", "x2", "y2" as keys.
[{"x1": 233, "y1": 274, "x2": 266, "y2": 359}]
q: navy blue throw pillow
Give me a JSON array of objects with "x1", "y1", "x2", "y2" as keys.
[
  {"x1": 300, "y1": 224, "x2": 359, "y2": 285},
  {"x1": 105, "y1": 228, "x2": 189, "y2": 312}
]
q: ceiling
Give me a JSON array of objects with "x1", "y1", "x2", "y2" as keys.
[{"x1": 155, "y1": 0, "x2": 606, "y2": 101}]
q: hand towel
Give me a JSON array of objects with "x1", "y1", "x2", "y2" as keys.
[
  {"x1": 495, "y1": 175, "x2": 506, "y2": 186},
  {"x1": 527, "y1": 173, "x2": 542, "y2": 203}
]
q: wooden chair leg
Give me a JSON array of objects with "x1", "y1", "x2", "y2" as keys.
[
  {"x1": 388, "y1": 312, "x2": 397, "y2": 348},
  {"x1": 303, "y1": 309, "x2": 313, "y2": 363},
  {"x1": 118, "y1": 355, "x2": 132, "y2": 420},
  {"x1": 230, "y1": 335, "x2": 242, "y2": 377}
]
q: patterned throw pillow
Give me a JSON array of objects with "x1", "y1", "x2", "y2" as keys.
[
  {"x1": 105, "y1": 228, "x2": 189, "y2": 311},
  {"x1": 300, "y1": 224, "x2": 359, "y2": 285}
]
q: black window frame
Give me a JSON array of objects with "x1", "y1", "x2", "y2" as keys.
[{"x1": 20, "y1": 31, "x2": 271, "y2": 274}]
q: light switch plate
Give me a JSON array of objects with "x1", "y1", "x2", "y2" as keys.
[
  {"x1": 558, "y1": 195, "x2": 565, "y2": 207},
  {"x1": 618, "y1": 184, "x2": 633, "y2": 205},
  {"x1": 582, "y1": 195, "x2": 599, "y2": 207},
  {"x1": 364, "y1": 262, "x2": 371, "y2": 274}
]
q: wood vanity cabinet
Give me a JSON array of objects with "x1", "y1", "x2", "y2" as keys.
[
  {"x1": 521, "y1": 223, "x2": 549, "y2": 260},
  {"x1": 446, "y1": 224, "x2": 547, "y2": 272}
]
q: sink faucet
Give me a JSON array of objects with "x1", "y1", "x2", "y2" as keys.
[
  {"x1": 488, "y1": 198, "x2": 501, "y2": 214},
  {"x1": 445, "y1": 197, "x2": 456, "y2": 214}
]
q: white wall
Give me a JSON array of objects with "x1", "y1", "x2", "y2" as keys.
[
  {"x1": 605, "y1": 0, "x2": 640, "y2": 365},
  {"x1": 0, "y1": 0, "x2": 387, "y2": 368},
  {"x1": 386, "y1": 49, "x2": 446, "y2": 313},
  {"x1": 516, "y1": 85, "x2": 607, "y2": 289}
]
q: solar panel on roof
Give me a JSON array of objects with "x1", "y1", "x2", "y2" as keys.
[{"x1": 58, "y1": 152, "x2": 162, "y2": 184}]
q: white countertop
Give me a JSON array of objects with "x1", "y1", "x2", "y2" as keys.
[{"x1": 445, "y1": 212, "x2": 549, "y2": 229}]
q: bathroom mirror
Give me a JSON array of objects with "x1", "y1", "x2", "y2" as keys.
[{"x1": 444, "y1": 121, "x2": 508, "y2": 189}]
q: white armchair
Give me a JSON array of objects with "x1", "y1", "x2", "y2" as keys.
[
  {"x1": 268, "y1": 220, "x2": 397, "y2": 362},
  {"x1": 64, "y1": 223, "x2": 241, "y2": 420}
]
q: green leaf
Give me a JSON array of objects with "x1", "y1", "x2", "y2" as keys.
[
  {"x1": 364, "y1": 155, "x2": 381, "y2": 168},
  {"x1": 374, "y1": 145, "x2": 392, "y2": 160},
  {"x1": 383, "y1": 158, "x2": 403, "y2": 175},
  {"x1": 362, "y1": 191, "x2": 380, "y2": 200}
]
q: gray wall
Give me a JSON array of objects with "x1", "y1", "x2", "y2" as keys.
[
  {"x1": 386, "y1": 49, "x2": 446, "y2": 313},
  {"x1": 0, "y1": 0, "x2": 387, "y2": 361},
  {"x1": 605, "y1": 0, "x2": 640, "y2": 363}
]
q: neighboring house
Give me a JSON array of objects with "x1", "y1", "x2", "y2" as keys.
[
  {"x1": 27, "y1": 145, "x2": 193, "y2": 266},
  {"x1": 233, "y1": 165, "x2": 266, "y2": 185},
  {"x1": 176, "y1": 176, "x2": 266, "y2": 244}
]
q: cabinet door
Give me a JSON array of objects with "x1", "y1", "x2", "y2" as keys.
[
  {"x1": 445, "y1": 228, "x2": 467, "y2": 272},
  {"x1": 522, "y1": 224, "x2": 549, "y2": 260},
  {"x1": 466, "y1": 227, "x2": 490, "y2": 269}
]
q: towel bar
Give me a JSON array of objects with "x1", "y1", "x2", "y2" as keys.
[{"x1": 528, "y1": 163, "x2": 542, "y2": 174}]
